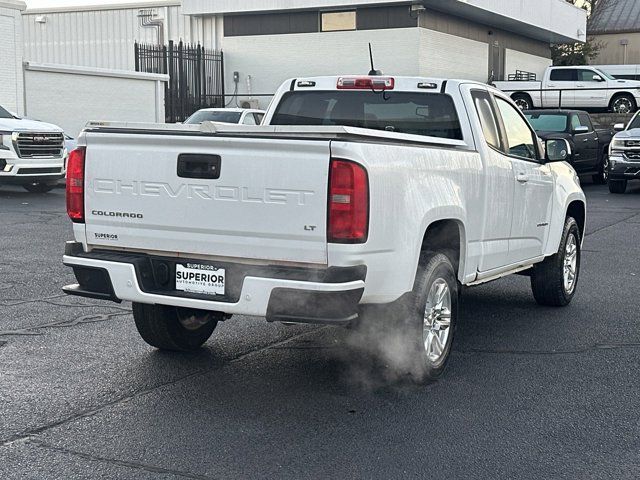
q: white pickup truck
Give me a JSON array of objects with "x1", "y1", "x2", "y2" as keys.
[
  {"x1": 494, "y1": 66, "x2": 640, "y2": 113},
  {"x1": 62, "y1": 75, "x2": 586, "y2": 382},
  {"x1": 0, "y1": 105, "x2": 66, "y2": 192}
]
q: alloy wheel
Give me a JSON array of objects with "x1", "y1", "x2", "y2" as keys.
[
  {"x1": 563, "y1": 234, "x2": 578, "y2": 294},
  {"x1": 613, "y1": 97, "x2": 633, "y2": 114},
  {"x1": 422, "y1": 279, "x2": 452, "y2": 363}
]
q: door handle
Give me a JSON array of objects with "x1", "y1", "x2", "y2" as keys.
[
  {"x1": 583, "y1": 139, "x2": 589, "y2": 142},
  {"x1": 177, "y1": 154, "x2": 221, "y2": 179},
  {"x1": 516, "y1": 173, "x2": 529, "y2": 183}
]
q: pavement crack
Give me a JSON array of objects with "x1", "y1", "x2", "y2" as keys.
[
  {"x1": 0, "y1": 311, "x2": 130, "y2": 337},
  {"x1": 459, "y1": 342, "x2": 640, "y2": 356},
  {"x1": 27, "y1": 440, "x2": 217, "y2": 480},
  {"x1": 585, "y1": 213, "x2": 640, "y2": 237},
  {"x1": 0, "y1": 327, "x2": 323, "y2": 447},
  {"x1": 0, "y1": 295, "x2": 128, "y2": 311},
  {"x1": 0, "y1": 294, "x2": 68, "y2": 307}
]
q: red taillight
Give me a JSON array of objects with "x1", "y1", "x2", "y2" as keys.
[
  {"x1": 66, "y1": 147, "x2": 86, "y2": 223},
  {"x1": 328, "y1": 159, "x2": 369, "y2": 243},
  {"x1": 337, "y1": 77, "x2": 394, "y2": 90}
]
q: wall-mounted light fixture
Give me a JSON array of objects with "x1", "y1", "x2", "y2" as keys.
[
  {"x1": 35, "y1": 16, "x2": 47, "y2": 24},
  {"x1": 620, "y1": 39, "x2": 629, "y2": 64},
  {"x1": 410, "y1": 4, "x2": 426, "y2": 18}
]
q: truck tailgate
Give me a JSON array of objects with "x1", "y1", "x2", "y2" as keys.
[{"x1": 83, "y1": 133, "x2": 330, "y2": 264}]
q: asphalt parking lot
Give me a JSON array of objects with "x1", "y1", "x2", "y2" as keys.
[{"x1": 1, "y1": 181, "x2": 639, "y2": 479}]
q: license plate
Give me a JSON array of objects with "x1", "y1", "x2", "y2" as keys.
[{"x1": 175, "y1": 263, "x2": 225, "y2": 296}]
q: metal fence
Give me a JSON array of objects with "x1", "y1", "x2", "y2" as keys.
[{"x1": 135, "y1": 41, "x2": 225, "y2": 123}]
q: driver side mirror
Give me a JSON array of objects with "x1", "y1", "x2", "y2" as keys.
[
  {"x1": 592, "y1": 74, "x2": 604, "y2": 82},
  {"x1": 614, "y1": 123, "x2": 625, "y2": 132},
  {"x1": 545, "y1": 138, "x2": 571, "y2": 163},
  {"x1": 573, "y1": 126, "x2": 589, "y2": 134}
]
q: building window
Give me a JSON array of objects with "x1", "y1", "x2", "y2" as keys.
[
  {"x1": 223, "y1": 7, "x2": 416, "y2": 37},
  {"x1": 321, "y1": 11, "x2": 356, "y2": 32}
]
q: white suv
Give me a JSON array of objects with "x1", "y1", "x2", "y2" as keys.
[{"x1": 0, "y1": 105, "x2": 66, "y2": 193}]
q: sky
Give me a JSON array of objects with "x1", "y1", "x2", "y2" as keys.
[{"x1": 25, "y1": 0, "x2": 163, "y2": 8}]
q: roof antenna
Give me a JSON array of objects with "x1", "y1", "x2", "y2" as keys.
[{"x1": 368, "y1": 43, "x2": 382, "y2": 76}]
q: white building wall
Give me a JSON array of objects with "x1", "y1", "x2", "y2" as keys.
[
  {"x1": 419, "y1": 29, "x2": 488, "y2": 82},
  {"x1": 0, "y1": 1, "x2": 26, "y2": 115},
  {"x1": 184, "y1": 0, "x2": 587, "y2": 43},
  {"x1": 504, "y1": 49, "x2": 551, "y2": 80},
  {"x1": 24, "y1": 63, "x2": 167, "y2": 137},
  {"x1": 22, "y1": 3, "x2": 215, "y2": 71},
  {"x1": 222, "y1": 28, "x2": 421, "y2": 109}
]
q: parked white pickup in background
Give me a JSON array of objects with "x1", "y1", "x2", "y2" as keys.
[{"x1": 494, "y1": 66, "x2": 640, "y2": 113}]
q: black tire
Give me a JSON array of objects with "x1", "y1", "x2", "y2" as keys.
[
  {"x1": 610, "y1": 94, "x2": 637, "y2": 114},
  {"x1": 356, "y1": 252, "x2": 459, "y2": 384},
  {"x1": 132, "y1": 303, "x2": 220, "y2": 351},
  {"x1": 608, "y1": 179, "x2": 627, "y2": 194},
  {"x1": 511, "y1": 93, "x2": 533, "y2": 111},
  {"x1": 23, "y1": 182, "x2": 55, "y2": 193},
  {"x1": 592, "y1": 153, "x2": 609, "y2": 185},
  {"x1": 530, "y1": 217, "x2": 581, "y2": 307}
]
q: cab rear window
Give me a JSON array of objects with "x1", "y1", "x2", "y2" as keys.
[{"x1": 271, "y1": 91, "x2": 463, "y2": 140}]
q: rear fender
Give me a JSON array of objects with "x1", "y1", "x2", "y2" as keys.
[{"x1": 413, "y1": 209, "x2": 468, "y2": 284}]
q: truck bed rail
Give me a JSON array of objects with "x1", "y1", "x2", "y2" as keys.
[
  {"x1": 82, "y1": 121, "x2": 471, "y2": 149},
  {"x1": 507, "y1": 70, "x2": 537, "y2": 81}
]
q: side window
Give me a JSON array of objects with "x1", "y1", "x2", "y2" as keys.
[
  {"x1": 471, "y1": 90, "x2": 502, "y2": 150},
  {"x1": 243, "y1": 113, "x2": 257, "y2": 125},
  {"x1": 578, "y1": 113, "x2": 593, "y2": 131},
  {"x1": 570, "y1": 114, "x2": 581, "y2": 131},
  {"x1": 549, "y1": 69, "x2": 576, "y2": 82},
  {"x1": 494, "y1": 97, "x2": 538, "y2": 161},
  {"x1": 577, "y1": 69, "x2": 599, "y2": 82}
]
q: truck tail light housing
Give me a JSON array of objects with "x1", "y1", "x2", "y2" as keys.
[
  {"x1": 66, "y1": 147, "x2": 86, "y2": 223},
  {"x1": 328, "y1": 159, "x2": 369, "y2": 243},
  {"x1": 336, "y1": 77, "x2": 394, "y2": 90}
]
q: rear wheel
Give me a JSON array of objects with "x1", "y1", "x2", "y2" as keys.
[
  {"x1": 511, "y1": 93, "x2": 533, "y2": 111},
  {"x1": 132, "y1": 303, "x2": 220, "y2": 351},
  {"x1": 357, "y1": 252, "x2": 458, "y2": 384},
  {"x1": 407, "y1": 252, "x2": 459, "y2": 382},
  {"x1": 592, "y1": 154, "x2": 609, "y2": 185},
  {"x1": 23, "y1": 182, "x2": 55, "y2": 193},
  {"x1": 610, "y1": 94, "x2": 636, "y2": 114},
  {"x1": 530, "y1": 217, "x2": 581, "y2": 307},
  {"x1": 608, "y1": 179, "x2": 627, "y2": 194}
]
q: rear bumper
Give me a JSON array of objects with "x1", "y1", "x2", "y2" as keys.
[{"x1": 62, "y1": 242, "x2": 365, "y2": 324}]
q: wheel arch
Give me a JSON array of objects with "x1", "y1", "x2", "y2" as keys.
[
  {"x1": 418, "y1": 218, "x2": 467, "y2": 283},
  {"x1": 566, "y1": 200, "x2": 586, "y2": 241},
  {"x1": 511, "y1": 92, "x2": 533, "y2": 108}
]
